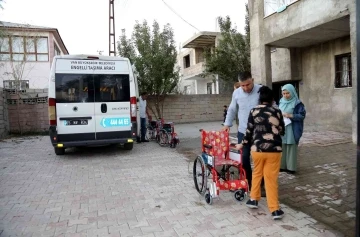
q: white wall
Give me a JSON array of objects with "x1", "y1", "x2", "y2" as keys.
[
  {"x1": 197, "y1": 78, "x2": 214, "y2": 94},
  {"x1": 0, "y1": 61, "x2": 50, "y2": 89}
]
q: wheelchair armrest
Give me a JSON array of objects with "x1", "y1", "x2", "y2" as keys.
[{"x1": 203, "y1": 144, "x2": 213, "y2": 149}]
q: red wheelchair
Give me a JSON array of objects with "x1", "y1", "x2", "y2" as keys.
[{"x1": 193, "y1": 129, "x2": 248, "y2": 205}]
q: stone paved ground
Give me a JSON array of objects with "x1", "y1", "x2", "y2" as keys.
[
  {"x1": 175, "y1": 122, "x2": 355, "y2": 237},
  {"x1": 0, "y1": 135, "x2": 342, "y2": 237}
]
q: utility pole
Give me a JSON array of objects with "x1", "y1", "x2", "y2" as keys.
[{"x1": 109, "y1": 0, "x2": 116, "y2": 56}]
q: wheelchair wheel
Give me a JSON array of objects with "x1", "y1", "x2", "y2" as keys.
[
  {"x1": 146, "y1": 128, "x2": 155, "y2": 141},
  {"x1": 205, "y1": 190, "x2": 213, "y2": 205},
  {"x1": 158, "y1": 130, "x2": 169, "y2": 147},
  {"x1": 156, "y1": 133, "x2": 160, "y2": 143},
  {"x1": 234, "y1": 189, "x2": 246, "y2": 202},
  {"x1": 193, "y1": 156, "x2": 207, "y2": 195}
]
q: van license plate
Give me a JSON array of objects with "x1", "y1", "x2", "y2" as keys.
[{"x1": 65, "y1": 120, "x2": 88, "y2": 126}]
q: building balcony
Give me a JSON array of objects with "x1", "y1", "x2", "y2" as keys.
[{"x1": 182, "y1": 62, "x2": 205, "y2": 80}]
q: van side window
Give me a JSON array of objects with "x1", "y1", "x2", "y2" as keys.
[
  {"x1": 55, "y1": 74, "x2": 94, "y2": 103},
  {"x1": 94, "y1": 75, "x2": 130, "y2": 102}
]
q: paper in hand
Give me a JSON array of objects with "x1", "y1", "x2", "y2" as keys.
[{"x1": 284, "y1": 117, "x2": 292, "y2": 126}]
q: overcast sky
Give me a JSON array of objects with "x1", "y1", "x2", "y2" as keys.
[{"x1": 0, "y1": 0, "x2": 247, "y2": 55}]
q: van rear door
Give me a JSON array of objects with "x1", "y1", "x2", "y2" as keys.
[
  {"x1": 94, "y1": 74, "x2": 132, "y2": 140},
  {"x1": 55, "y1": 73, "x2": 96, "y2": 142}
]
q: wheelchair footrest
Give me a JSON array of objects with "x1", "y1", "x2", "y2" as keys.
[{"x1": 218, "y1": 179, "x2": 248, "y2": 191}]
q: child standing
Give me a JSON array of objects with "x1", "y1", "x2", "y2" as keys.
[{"x1": 223, "y1": 105, "x2": 228, "y2": 123}]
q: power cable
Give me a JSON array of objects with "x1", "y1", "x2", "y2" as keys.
[{"x1": 160, "y1": 0, "x2": 201, "y2": 32}]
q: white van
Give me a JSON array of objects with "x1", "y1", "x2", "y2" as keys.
[{"x1": 48, "y1": 55, "x2": 140, "y2": 155}]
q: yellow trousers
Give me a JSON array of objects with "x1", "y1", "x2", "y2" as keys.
[{"x1": 250, "y1": 151, "x2": 282, "y2": 213}]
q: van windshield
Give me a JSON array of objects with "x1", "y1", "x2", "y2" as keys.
[{"x1": 55, "y1": 74, "x2": 130, "y2": 103}]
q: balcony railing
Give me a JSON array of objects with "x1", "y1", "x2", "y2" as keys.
[{"x1": 182, "y1": 62, "x2": 205, "y2": 79}]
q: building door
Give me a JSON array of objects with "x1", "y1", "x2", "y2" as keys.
[
  {"x1": 207, "y1": 82, "x2": 213, "y2": 94},
  {"x1": 272, "y1": 81, "x2": 300, "y2": 105}
]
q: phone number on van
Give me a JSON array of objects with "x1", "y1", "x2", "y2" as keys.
[{"x1": 101, "y1": 118, "x2": 131, "y2": 128}]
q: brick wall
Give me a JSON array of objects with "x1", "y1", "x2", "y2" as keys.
[
  {"x1": 8, "y1": 103, "x2": 48, "y2": 133},
  {"x1": 0, "y1": 90, "x2": 9, "y2": 138},
  {"x1": 6, "y1": 89, "x2": 48, "y2": 134},
  {"x1": 147, "y1": 94, "x2": 232, "y2": 123},
  {"x1": 3, "y1": 90, "x2": 232, "y2": 134}
]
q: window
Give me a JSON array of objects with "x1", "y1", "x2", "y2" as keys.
[
  {"x1": 264, "y1": 0, "x2": 298, "y2": 17},
  {"x1": 207, "y1": 83, "x2": 213, "y2": 94},
  {"x1": 183, "y1": 85, "x2": 191, "y2": 94},
  {"x1": 183, "y1": 55, "x2": 190, "y2": 68},
  {"x1": 36, "y1": 38, "x2": 49, "y2": 61},
  {"x1": 55, "y1": 74, "x2": 130, "y2": 103},
  {"x1": 0, "y1": 36, "x2": 49, "y2": 62},
  {"x1": 335, "y1": 53, "x2": 352, "y2": 88},
  {"x1": 54, "y1": 43, "x2": 61, "y2": 56},
  {"x1": 95, "y1": 75, "x2": 130, "y2": 102},
  {"x1": 55, "y1": 74, "x2": 94, "y2": 103},
  {"x1": 26, "y1": 38, "x2": 36, "y2": 61},
  {"x1": 3, "y1": 80, "x2": 29, "y2": 89},
  {"x1": 0, "y1": 37, "x2": 10, "y2": 60},
  {"x1": 12, "y1": 36, "x2": 24, "y2": 61}
]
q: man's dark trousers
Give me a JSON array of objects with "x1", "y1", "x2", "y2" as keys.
[
  {"x1": 140, "y1": 118, "x2": 147, "y2": 141},
  {"x1": 238, "y1": 132, "x2": 252, "y2": 190}
]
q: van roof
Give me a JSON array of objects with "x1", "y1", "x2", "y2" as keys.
[{"x1": 54, "y1": 54, "x2": 130, "y2": 62}]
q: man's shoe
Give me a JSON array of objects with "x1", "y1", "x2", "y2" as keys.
[
  {"x1": 272, "y1": 209, "x2": 284, "y2": 220},
  {"x1": 280, "y1": 169, "x2": 288, "y2": 172},
  {"x1": 141, "y1": 139, "x2": 149, "y2": 142},
  {"x1": 246, "y1": 199, "x2": 258, "y2": 209}
]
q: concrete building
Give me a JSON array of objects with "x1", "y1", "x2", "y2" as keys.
[
  {"x1": 249, "y1": 0, "x2": 357, "y2": 141},
  {"x1": 177, "y1": 31, "x2": 233, "y2": 95},
  {"x1": 0, "y1": 22, "x2": 69, "y2": 89}
]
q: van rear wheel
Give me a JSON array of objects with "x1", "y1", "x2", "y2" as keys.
[
  {"x1": 123, "y1": 143, "x2": 133, "y2": 150},
  {"x1": 54, "y1": 147, "x2": 65, "y2": 155}
]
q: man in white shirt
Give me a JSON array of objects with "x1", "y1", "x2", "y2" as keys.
[
  {"x1": 139, "y1": 92, "x2": 149, "y2": 142},
  {"x1": 223, "y1": 71, "x2": 266, "y2": 197}
]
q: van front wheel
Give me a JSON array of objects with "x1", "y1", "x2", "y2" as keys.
[
  {"x1": 123, "y1": 143, "x2": 133, "y2": 150},
  {"x1": 54, "y1": 147, "x2": 65, "y2": 155}
]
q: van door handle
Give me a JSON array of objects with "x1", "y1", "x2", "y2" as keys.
[{"x1": 101, "y1": 103, "x2": 107, "y2": 113}]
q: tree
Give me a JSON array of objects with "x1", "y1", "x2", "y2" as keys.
[
  {"x1": 203, "y1": 6, "x2": 250, "y2": 83},
  {"x1": 118, "y1": 20, "x2": 180, "y2": 119},
  {"x1": 118, "y1": 29, "x2": 136, "y2": 64}
]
